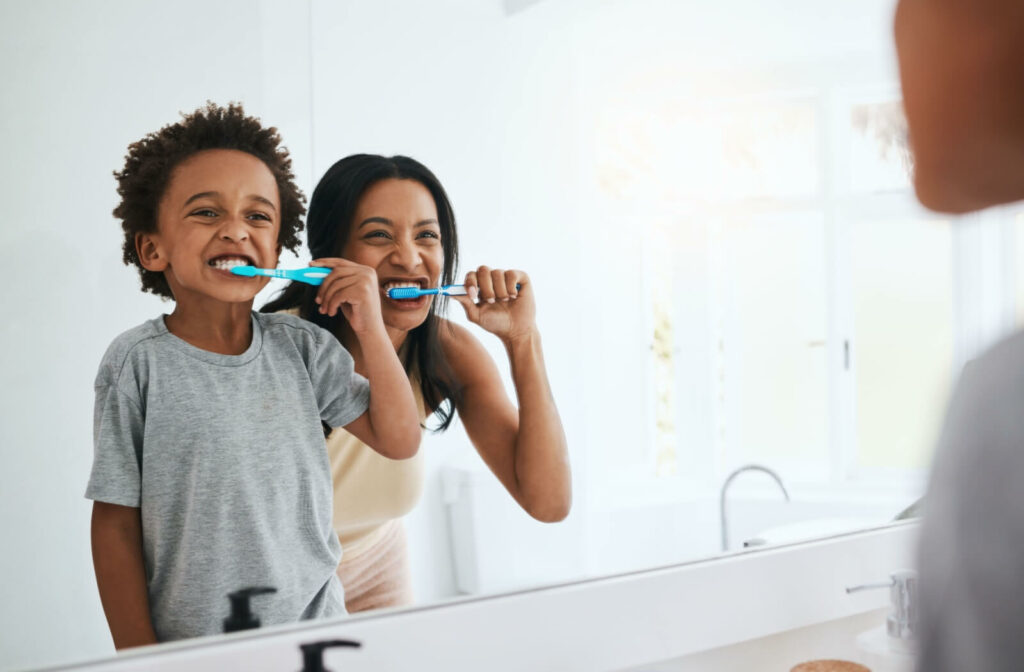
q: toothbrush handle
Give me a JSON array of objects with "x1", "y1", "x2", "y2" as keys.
[
  {"x1": 250, "y1": 268, "x2": 307, "y2": 280},
  {"x1": 442, "y1": 283, "x2": 521, "y2": 297},
  {"x1": 440, "y1": 285, "x2": 469, "y2": 296},
  {"x1": 231, "y1": 266, "x2": 331, "y2": 286},
  {"x1": 283, "y1": 267, "x2": 332, "y2": 286}
]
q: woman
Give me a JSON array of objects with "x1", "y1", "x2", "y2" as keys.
[
  {"x1": 895, "y1": 0, "x2": 1024, "y2": 670},
  {"x1": 263, "y1": 154, "x2": 571, "y2": 612}
]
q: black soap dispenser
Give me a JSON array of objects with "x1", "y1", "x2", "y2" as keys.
[
  {"x1": 299, "y1": 639, "x2": 361, "y2": 672},
  {"x1": 223, "y1": 586, "x2": 277, "y2": 633}
]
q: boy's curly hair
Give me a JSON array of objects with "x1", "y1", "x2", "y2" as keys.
[{"x1": 113, "y1": 102, "x2": 307, "y2": 299}]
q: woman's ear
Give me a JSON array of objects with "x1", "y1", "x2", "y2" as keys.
[{"x1": 136, "y1": 232, "x2": 168, "y2": 271}]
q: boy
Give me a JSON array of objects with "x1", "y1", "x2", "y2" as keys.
[{"x1": 87, "y1": 103, "x2": 420, "y2": 646}]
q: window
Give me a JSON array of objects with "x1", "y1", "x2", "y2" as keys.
[
  {"x1": 848, "y1": 215, "x2": 953, "y2": 474},
  {"x1": 590, "y1": 78, "x2": 1014, "y2": 500},
  {"x1": 715, "y1": 211, "x2": 830, "y2": 480}
]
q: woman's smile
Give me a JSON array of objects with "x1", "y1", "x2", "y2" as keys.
[{"x1": 342, "y1": 178, "x2": 445, "y2": 330}]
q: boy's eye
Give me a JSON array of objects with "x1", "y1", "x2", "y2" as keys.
[
  {"x1": 247, "y1": 212, "x2": 273, "y2": 224},
  {"x1": 189, "y1": 208, "x2": 218, "y2": 218}
]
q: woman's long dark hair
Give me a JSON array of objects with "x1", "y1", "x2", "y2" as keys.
[{"x1": 262, "y1": 154, "x2": 462, "y2": 431}]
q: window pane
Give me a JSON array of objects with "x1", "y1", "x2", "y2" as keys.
[
  {"x1": 848, "y1": 100, "x2": 912, "y2": 194},
  {"x1": 718, "y1": 212, "x2": 829, "y2": 471},
  {"x1": 596, "y1": 99, "x2": 819, "y2": 203},
  {"x1": 851, "y1": 217, "x2": 952, "y2": 470},
  {"x1": 1015, "y1": 214, "x2": 1024, "y2": 327}
]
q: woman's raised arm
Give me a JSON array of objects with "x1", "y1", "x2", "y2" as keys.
[{"x1": 446, "y1": 267, "x2": 571, "y2": 522}]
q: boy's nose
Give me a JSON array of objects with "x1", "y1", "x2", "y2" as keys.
[{"x1": 218, "y1": 217, "x2": 249, "y2": 242}]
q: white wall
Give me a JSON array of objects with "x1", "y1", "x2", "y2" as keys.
[{"x1": 0, "y1": 1, "x2": 312, "y2": 669}]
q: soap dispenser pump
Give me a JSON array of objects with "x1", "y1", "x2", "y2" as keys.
[
  {"x1": 223, "y1": 586, "x2": 277, "y2": 633},
  {"x1": 299, "y1": 639, "x2": 361, "y2": 672}
]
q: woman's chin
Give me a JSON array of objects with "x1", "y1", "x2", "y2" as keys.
[{"x1": 383, "y1": 306, "x2": 432, "y2": 332}]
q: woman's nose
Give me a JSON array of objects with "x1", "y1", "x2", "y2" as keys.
[{"x1": 391, "y1": 240, "x2": 422, "y2": 270}]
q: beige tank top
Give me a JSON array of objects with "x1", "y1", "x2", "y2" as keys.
[
  {"x1": 279, "y1": 309, "x2": 428, "y2": 559},
  {"x1": 328, "y1": 371, "x2": 428, "y2": 559}
]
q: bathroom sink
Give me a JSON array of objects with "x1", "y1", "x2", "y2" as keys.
[{"x1": 743, "y1": 517, "x2": 881, "y2": 547}]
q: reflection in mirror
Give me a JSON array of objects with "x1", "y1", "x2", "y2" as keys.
[{"x1": 4, "y1": 0, "x2": 1024, "y2": 670}]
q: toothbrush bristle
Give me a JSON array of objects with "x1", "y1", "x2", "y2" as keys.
[
  {"x1": 388, "y1": 287, "x2": 422, "y2": 299},
  {"x1": 231, "y1": 266, "x2": 257, "y2": 277}
]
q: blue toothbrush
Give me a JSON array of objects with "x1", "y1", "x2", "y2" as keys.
[
  {"x1": 388, "y1": 283, "x2": 520, "y2": 299},
  {"x1": 230, "y1": 266, "x2": 331, "y2": 286}
]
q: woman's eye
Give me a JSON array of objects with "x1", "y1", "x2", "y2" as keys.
[
  {"x1": 418, "y1": 231, "x2": 440, "y2": 240},
  {"x1": 364, "y1": 230, "x2": 391, "y2": 240}
]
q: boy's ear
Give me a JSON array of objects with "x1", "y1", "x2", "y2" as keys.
[{"x1": 136, "y1": 232, "x2": 168, "y2": 272}]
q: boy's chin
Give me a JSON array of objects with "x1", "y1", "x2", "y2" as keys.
[
  {"x1": 211, "y1": 289, "x2": 261, "y2": 305},
  {"x1": 166, "y1": 271, "x2": 266, "y2": 307},
  {"x1": 170, "y1": 286, "x2": 262, "y2": 308}
]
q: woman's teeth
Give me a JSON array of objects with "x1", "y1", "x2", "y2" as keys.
[{"x1": 383, "y1": 281, "x2": 422, "y2": 291}]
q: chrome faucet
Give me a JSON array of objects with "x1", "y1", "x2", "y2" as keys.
[
  {"x1": 846, "y1": 570, "x2": 918, "y2": 642},
  {"x1": 719, "y1": 464, "x2": 790, "y2": 551}
]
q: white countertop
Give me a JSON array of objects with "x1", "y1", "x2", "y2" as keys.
[{"x1": 50, "y1": 522, "x2": 918, "y2": 672}]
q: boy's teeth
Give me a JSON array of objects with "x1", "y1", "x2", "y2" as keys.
[
  {"x1": 384, "y1": 281, "x2": 421, "y2": 289},
  {"x1": 210, "y1": 257, "x2": 250, "y2": 270}
]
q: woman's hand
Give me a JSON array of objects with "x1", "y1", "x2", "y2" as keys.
[
  {"x1": 452, "y1": 266, "x2": 536, "y2": 343},
  {"x1": 310, "y1": 258, "x2": 385, "y2": 336}
]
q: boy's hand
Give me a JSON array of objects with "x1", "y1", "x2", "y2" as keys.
[
  {"x1": 310, "y1": 258, "x2": 386, "y2": 336},
  {"x1": 452, "y1": 266, "x2": 536, "y2": 345}
]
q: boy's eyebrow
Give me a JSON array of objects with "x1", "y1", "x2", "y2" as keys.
[
  {"x1": 249, "y1": 195, "x2": 278, "y2": 212},
  {"x1": 184, "y1": 191, "x2": 218, "y2": 207},
  {"x1": 183, "y1": 192, "x2": 278, "y2": 212},
  {"x1": 356, "y1": 217, "x2": 439, "y2": 229}
]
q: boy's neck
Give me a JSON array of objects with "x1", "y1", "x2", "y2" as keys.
[{"x1": 165, "y1": 299, "x2": 256, "y2": 356}]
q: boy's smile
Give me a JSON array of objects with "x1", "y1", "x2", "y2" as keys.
[{"x1": 137, "y1": 149, "x2": 282, "y2": 307}]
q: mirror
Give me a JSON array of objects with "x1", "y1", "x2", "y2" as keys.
[{"x1": 6, "y1": 0, "x2": 1022, "y2": 669}]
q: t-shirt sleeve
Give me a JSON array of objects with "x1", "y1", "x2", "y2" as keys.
[
  {"x1": 310, "y1": 328, "x2": 371, "y2": 429},
  {"x1": 85, "y1": 379, "x2": 145, "y2": 507},
  {"x1": 916, "y1": 353, "x2": 1024, "y2": 672}
]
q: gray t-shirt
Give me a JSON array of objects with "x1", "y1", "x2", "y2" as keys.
[
  {"x1": 86, "y1": 312, "x2": 370, "y2": 642},
  {"x1": 917, "y1": 329, "x2": 1024, "y2": 672}
]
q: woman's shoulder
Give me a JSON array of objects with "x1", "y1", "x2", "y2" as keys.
[
  {"x1": 436, "y1": 317, "x2": 481, "y2": 353},
  {"x1": 436, "y1": 317, "x2": 493, "y2": 378}
]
